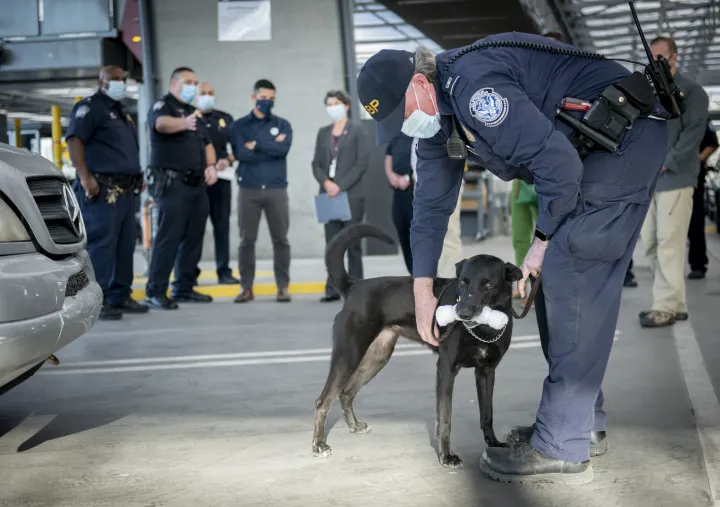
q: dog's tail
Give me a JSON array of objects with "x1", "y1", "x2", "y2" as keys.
[{"x1": 325, "y1": 223, "x2": 395, "y2": 298}]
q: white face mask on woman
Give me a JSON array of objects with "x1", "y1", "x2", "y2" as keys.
[
  {"x1": 400, "y1": 82, "x2": 441, "y2": 139},
  {"x1": 326, "y1": 104, "x2": 347, "y2": 121}
]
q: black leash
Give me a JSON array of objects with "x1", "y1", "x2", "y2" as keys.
[{"x1": 512, "y1": 273, "x2": 542, "y2": 320}]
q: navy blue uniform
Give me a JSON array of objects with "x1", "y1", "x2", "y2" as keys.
[
  {"x1": 200, "y1": 108, "x2": 234, "y2": 279},
  {"x1": 412, "y1": 33, "x2": 667, "y2": 462},
  {"x1": 66, "y1": 91, "x2": 140, "y2": 306},
  {"x1": 145, "y1": 93, "x2": 213, "y2": 301},
  {"x1": 386, "y1": 133, "x2": 415, "y2": 274}
]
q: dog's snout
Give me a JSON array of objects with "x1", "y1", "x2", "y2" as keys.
[{"x1": 456, "y1": 306, "x2": 474, "y2": 320}]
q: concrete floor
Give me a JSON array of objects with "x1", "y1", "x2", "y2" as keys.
[{"x1": 1, "y1": 234, "x2": 720, "y2": 506}]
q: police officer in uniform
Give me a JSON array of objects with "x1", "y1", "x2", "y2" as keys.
[
  {"x1": 358, "y1": 33, "x2": 670, "y2": 483},
  {"x1": 195, "y1": 81, "x2": 239, "y2": 285},
  {"x1": 145, "y1": 67, "x2": 218, "y2": 310},
  {"x1": 67, "y1": 65, "x2": 148, "y2": 320}
]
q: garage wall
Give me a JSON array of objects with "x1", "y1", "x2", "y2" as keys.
[{"x1": 152, "y1": 0, "x2": 346, "y2": 260}]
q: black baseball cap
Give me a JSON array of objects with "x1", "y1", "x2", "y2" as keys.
[{"x1": 357, "y1": 49, "x2": 415, "y2": 145}]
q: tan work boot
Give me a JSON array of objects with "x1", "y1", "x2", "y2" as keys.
[
  {"x1": 234, "y1": 288, "x2": 254, "y2": 304},
  {"x1": 277, "y1": 288, "x2": 291, "y2": 303}
]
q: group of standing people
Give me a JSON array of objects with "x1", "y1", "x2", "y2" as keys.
[{"x1": 66, "y1": 63, "x2": 408, "y2": 318}]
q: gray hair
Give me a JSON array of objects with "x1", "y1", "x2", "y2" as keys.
[{"x1": 413, "y1": 46, "x2": 437, "y2": 82}]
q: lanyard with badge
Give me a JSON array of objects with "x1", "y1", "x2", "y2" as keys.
[{"x1": 328, "y1": 128, "x2": 347, "y2": 180}]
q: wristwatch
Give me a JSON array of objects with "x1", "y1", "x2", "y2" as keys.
[{"x1": 534, "y1": 228, "x2": 552, "y2": 241}]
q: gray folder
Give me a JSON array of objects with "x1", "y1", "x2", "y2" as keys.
[{"x1": 314, "y1": 192, "x2": 352, "y2": 224}]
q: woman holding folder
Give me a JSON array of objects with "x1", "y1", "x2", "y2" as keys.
[{"x1": 311, "y1": 90, "x2": 370, "y2": 302}]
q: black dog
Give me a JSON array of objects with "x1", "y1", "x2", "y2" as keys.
[{"x1": 312, "y1": 223, "x2": 523, "y2": 468}]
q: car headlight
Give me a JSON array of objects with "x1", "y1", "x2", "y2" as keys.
[{"x1": 0, "y1": 197, "x2": 31, "y2": 242}]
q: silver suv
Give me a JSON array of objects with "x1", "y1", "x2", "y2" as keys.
[{"x1": 0, "y1": 142, "x2": 102, "y2": 395}]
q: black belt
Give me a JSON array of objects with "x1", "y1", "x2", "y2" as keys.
[
  {"x1": 161, "y1": 168, "x2": 205, "y2": 187},
  {"x1": 92, "y1": 172, "x2": 143, "y2": 191}
]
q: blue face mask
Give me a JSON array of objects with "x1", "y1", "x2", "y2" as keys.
[
  {"x1": 105, "y1": 80, "x2": 126, "y2": 101},
  {"x1": 179, "y1": 84, "x2": 197, "y2": 103},
  {"x1": 255, "y1": 99, "x2": 274, "y2": 115},
  {"x1": 196, "y1": 94, "x2": 215, "y2": 111}
]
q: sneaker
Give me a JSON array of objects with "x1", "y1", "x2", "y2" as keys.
[{"x1": 277, "y1": 288, "x2": 291, "y2": 303}]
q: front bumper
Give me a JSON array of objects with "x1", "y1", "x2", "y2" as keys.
[{"x1": 0, "y1": 250, "x2": 102, "y2": 386}]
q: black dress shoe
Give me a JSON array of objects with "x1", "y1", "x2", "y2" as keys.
[
  {"x1": 99, "y1": 302, "x2": 123, "y2": 320},
  {"x1": 506, "y1": 424, "x2": 608, "y2": 457},
  {"x1": 480, "y1": 442, "x2": 593, "y2": 484},
  {"x1": 172, "y1": 290, "x2": 213, "y2": 303},
  {"x1": 110, "y1": 297, "x2": 149, "y2": 313},
  {"x1": 144, "y1": 294, "x2": 179, "y2": 310},
  {"x1": 218, "y1": 274, "x2": 240, "y2": 285},
  {"x1": 623, "y1": 273, "x2": 638, "y2": 287},
  {"x1": 688, "y1": 269, "x2": 706, "y2": 280},
  {"x1": 320, "y1": 294, "x2": 341, "y2": 303}
]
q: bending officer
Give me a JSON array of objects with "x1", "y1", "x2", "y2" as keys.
[{"x1": 357, "y1": 33, "x2": 669, "y2": 484}]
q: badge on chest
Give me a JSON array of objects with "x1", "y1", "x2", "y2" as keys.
[
  {"x1": 270, "y1": 127, "x2": 279, "y2": 136},
  {"x1": 219, "y1": 118, "x2": 226, "y2": 128}
]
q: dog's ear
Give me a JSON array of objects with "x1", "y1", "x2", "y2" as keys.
[
  {"x1": 504, "y1": 262, "x2": 523, "y2": 282},
  {"x1": 455, "y1": 259, "x2": 467, "y2": 279}
]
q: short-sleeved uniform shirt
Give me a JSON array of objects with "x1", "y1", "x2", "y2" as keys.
[
  {"x1": 65, "y1": 91, "x2": 140, "y2": 175},
  {"x1": 199, "y1": 108, "x2": 234, "y2": 160},
  {"x1": 148, "y1": 93, "x2": 211, "y2": 172},
  {"x1": 386, "y1": 132, "x2": 414, "y2": 177}
]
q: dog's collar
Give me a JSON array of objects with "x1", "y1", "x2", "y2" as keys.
[{"x1": 464, "y1": 321, "x2": 507, "y2": 344}]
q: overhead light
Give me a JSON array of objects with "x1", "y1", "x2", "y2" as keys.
[{"x1": 132, "y1": 35, "x2": 142, "y2": 43}]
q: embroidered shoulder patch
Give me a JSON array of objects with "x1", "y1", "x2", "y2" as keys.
[
  {"x1": 469, "y1": 88, "x2": 508, "y2": 128},
  {"x1": 153, "y1": 100, "x2": 164, "y2": 111},
  {"x1": 75, "y1": 105, "x2": 90, "y2": 118}
]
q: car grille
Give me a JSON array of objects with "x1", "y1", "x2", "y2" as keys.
[
  {"x1": 65, "y1": 270, "x2": 90, "y2": 297},
  {"x1": 26, "y1": 177, "x2": 83, "y2": 245}
]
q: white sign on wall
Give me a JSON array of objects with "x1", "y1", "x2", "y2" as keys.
[{"x1": 218, "y1": 0, "x2": 272, "y2": 42}]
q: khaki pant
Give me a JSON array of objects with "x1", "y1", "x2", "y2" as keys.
[
  {"x1": 640, "y1": 186, "x2": 694, "y2": 314},
  {"x1": 437, "y1": 182, "x2": 464, "y2": 278}
]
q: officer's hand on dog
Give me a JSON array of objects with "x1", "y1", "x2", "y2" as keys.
[
  {"x1": 81, "y1": 175, "x2": 100, "y2": 198},
  {"x1": 518, "y1": 238, "x2": 549, "y2": 298},
  {"x1": 204, "y1": 165, "x2": 218, "y2": 186},
  {"x1": 184, "y1": 115, "x2": 197, "y2": 131},
  {"x1": 414, "y1": 279, "x2": 440, "y2": 347}
]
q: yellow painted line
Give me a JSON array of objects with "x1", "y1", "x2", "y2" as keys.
[
  {"x1": 706, "y1": 225, "x2": 717, "y2": 233},
  {"x1": 133, "y1": 270, "x2": 274, "y2": 284},
  {"x1": 131, "y1": 281, "x2": 326, "y2": 301}
]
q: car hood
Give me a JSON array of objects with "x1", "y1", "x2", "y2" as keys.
[{"x1": 0, "y1": 143, "x2": 64, "y2": 178}]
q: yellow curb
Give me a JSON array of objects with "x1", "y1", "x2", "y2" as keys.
[
  {"x1": 131, "y1": 281, "x2": 326, "y2": 300},
  {"x1": 133, "y1": 270, "x2": 274, "y2": 284},
  {"x1": 706, "y1": 225, "x2": 717, "y2": 233}
]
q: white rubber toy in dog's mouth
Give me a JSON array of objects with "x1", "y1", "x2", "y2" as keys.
[{"x1": 435, "y1": 305, "x2": 508, "y2": 330}]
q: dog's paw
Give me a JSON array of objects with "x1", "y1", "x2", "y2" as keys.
[
  {"x1": 312, "y1": 442, "x2": 332, "y2": 458},
  {"x1": 350, "y1": 422, "x2": 372, "y2": 434},
  {"x1": 439, "y1": 452, "x2": 464, "y2": 469}
]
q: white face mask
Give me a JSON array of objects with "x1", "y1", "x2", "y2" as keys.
[
  {"x1": 401, "y1": 83, "x2": 441, "y2": 139},
  {"x1": 326, "y1": 103, "x2": 347, "y2": 121}
]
